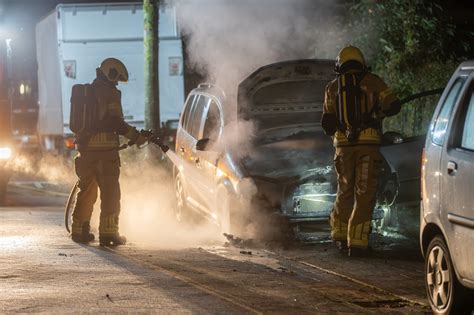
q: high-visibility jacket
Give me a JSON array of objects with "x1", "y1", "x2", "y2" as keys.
[
  {"x1": 79, "y1": 73, "x2": 138, "y2": 151},
  {"x1": 322, "y1": 71, "x2": 400, "y2": 147}
]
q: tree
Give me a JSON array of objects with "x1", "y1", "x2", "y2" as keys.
[
  {"x1": 144, "y1": 0, "x2": 160, "y2": 131},
  {"x1": 348, "y1": 0, "x2": 473, "y2": 136}
]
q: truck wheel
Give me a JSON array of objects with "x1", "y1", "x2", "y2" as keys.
[{"x1": 425, "y1": 236, "x2": 472, "y2": 315}]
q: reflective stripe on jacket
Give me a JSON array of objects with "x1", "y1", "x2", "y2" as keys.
[
  {"x1": 79, "y1": 75, "x2": 137, "y2": 151},
  {"x1": 323, "y1": 72, "x2": 399, "y2": 147}
]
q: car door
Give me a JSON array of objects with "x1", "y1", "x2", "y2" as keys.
[
  {"x1": 183, "y1": 94, "x2": 211, "y2": 213},
  {"x1": 194, "y1": 98, "x2": 224, "y2": 216},
  {"x1": 440, "y1": 77, "x2": 474, "y2": 281},
  {"x1": 176, "y1": 93, "x2": 196, "y2": 159}
]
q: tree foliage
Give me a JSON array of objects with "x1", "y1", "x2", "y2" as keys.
[{"x1": 348, "y1": 0, "x2": 473, "y2": 137}]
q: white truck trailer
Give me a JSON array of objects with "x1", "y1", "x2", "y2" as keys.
[{"x1": 36, "y1": 2, "x2": 184, "y2": 153}]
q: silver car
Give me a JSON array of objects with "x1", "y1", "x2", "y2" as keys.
[{"x1": 421, "y1": 61, "x2": 474, "y2": 314}]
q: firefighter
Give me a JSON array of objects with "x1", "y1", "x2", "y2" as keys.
[
  {"x1": 321, "y1": 46, "x2": 401, "y2": 256},
  {"x1": 71, "y1": 58, "x2": 147, "y2": 246}
]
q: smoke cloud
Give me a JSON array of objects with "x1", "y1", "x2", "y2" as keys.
[
  {"x1": 151, "y1": 0, "x2": 349, "y2": 241},
  {"x1": 100, "y1": 1, "x2": 349, "y2": 245},
  {"x1": 175, "y1": 0, "x2": 347, "y2": 95},
  {"x1": 9, "y1": 154, "x2": 76, "y2": 187},
  {"x1": 118, "y1": 153, "x2": 221, "y2": 248}
]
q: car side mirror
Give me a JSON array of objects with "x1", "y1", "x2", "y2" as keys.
[
  {"x1": 196, "y1": 138, "x2": 211, "y2": 151},
  {"x1": 383, "y1": 131, "x2": 404, "y2": 145}
]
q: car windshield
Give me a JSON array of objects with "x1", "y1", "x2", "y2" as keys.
[{"x1": 383, "y1": 93, "x2": 441, "y2": 138}]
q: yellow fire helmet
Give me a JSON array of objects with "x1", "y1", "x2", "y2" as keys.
[
  {"x1": 98, "y1": 58, "x2": 129, "y2": 83},
  {"x1": 335, "y1": 46, "x2": 366, "y2": 73}
]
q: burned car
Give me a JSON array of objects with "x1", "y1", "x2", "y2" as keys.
[{"x1": 173, "y1": 59, "x2": 440, "y2": 235}]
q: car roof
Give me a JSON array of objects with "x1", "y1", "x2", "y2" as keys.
[
  {"x1": 458, "y1": 60, "x2": 474, "y2": 74},
  {"x1": 191, "y1": 83, "x2": 226, "y2": 100}
]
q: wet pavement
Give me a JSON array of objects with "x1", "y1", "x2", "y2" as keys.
[{"x1": 0, "y1": 184, "x2": 432, "y2": 314}]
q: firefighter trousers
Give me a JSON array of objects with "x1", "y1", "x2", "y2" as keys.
[
  {"x1": 330, "y1": 145, "x2": 382, "y2": 249},
  {"x1": 71, "y1": 150, "x2": 121, "y2": 237}
]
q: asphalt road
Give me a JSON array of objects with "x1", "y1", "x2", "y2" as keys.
[{"x1": 0, "y1": 184, "x2": 432, "y2": 314}]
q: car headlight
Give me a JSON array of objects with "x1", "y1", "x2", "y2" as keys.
[{"x1": 0, "y1": 147, "x2": 12, "y2": 160}]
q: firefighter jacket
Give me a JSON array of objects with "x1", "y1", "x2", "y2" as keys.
[
  {"x1": 79, "y1": 72, "x2": 138, "y2": 151},
  {"x1": 322, "y1": 71, "x2": 400, "y2": 147}
]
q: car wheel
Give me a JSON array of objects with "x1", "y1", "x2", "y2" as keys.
[{"x1": 425, "y1": 236, "x2": 472, "y2": 315}]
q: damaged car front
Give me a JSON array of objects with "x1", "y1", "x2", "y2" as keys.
[
  {"x1": 176, "y1": 59, "x2": 434, "y2": 236},
  {"x1": 236, "y1": 60, "x2": 340, "y2": 225},
  {"x1": 235, "y1": 59, "x2": 403, "y2": 229}
]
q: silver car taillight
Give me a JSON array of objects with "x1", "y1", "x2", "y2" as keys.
[{"x1": 421, "y1": 148, "x2": 427, "y2": 200}]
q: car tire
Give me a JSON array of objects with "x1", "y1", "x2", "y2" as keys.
[{"x1": 425, "y1": 236, "x2": 472, "y2": 315}]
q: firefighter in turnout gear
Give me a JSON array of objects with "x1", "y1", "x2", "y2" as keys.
[
  {"x1": 70, "y1": 58, "x2": 147, "y2": 246},
  {"x1": 321, "y1": 46, "x2": 401, "y2": 256}
]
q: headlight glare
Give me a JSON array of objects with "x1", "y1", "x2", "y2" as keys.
[{"x1": 0, "y1": 147, "x2": 12, "y2": 160}]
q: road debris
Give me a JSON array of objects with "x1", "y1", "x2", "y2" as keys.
[
  {"x1": 224, "y1": 233, "x2": 254, "y2": 248},
  {"x1": 106, "y1": 294, "x2": 114, "y2": 303}
]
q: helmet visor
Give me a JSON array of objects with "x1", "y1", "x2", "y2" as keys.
[{"x1": 117, "y1": 74, "x2": 128, "y2": 82}]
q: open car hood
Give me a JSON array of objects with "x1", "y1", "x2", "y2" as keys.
[
  {"x1": 241, "y1": 131, "x2": 335, "y2": 183},
  {"x1": 237, "y1": 59, "x2": 335, "y2": 128},
  {"x1": 237, "y1": 59, "x2": 335, "y2": 183}
]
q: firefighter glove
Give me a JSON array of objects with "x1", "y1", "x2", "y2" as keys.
[{"x1": 133, "y1": 131, "x2": 147, "y2": 147}]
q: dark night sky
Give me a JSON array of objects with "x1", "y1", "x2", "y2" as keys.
[{"x1": 0, "y1": 0, "x2": 473, "y2": 91}]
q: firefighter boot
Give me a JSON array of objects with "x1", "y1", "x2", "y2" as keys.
[
  {"x1": 99, "y1": 234, "x2": 127, "y2": 247},
  {"x1": 99, "y1": 214, "x2": 125, "y2": 246},
  {"x1": 336, "y1": 241, "x2": 349, "y2": 252},
  {"x1": 71, "y1": 221, "x2": 95, "y2": 243},
  {"x1": 330, "y1": 214, "x2": 349, "y2": 252}
]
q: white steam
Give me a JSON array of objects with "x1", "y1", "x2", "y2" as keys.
[
  {"x1": 166, "y1": 0, "x2": 348, "y2": 240},
  {"x1": 90, "y1": 1, "x2": 349, "y2": 245},
  {"x1": 119, "y1": 155, "x2": 221, "y2": 248},
  {"x1": 9, "y1": 154, "x2": 76, "y2": 186},
  {"x1": 176, "y1": 0, "x2": 346, "y2": 95}
]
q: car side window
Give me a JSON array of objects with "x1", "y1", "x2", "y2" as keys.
[
  {"x1": 189, "y1": 95, "x2": 210, "y2": 139},
  {"x1": 432, "y1": 78, "x2": 466, "y2": 145},
  {"x1": 460, "y1": 88, "x2": 474, "y2": 151},
  {"x1": 203, "y1": 100, "x2": 221, "y2": 140},
  {"x1": 181, "y1": 94, "x2": 195, "y2": 132}
]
